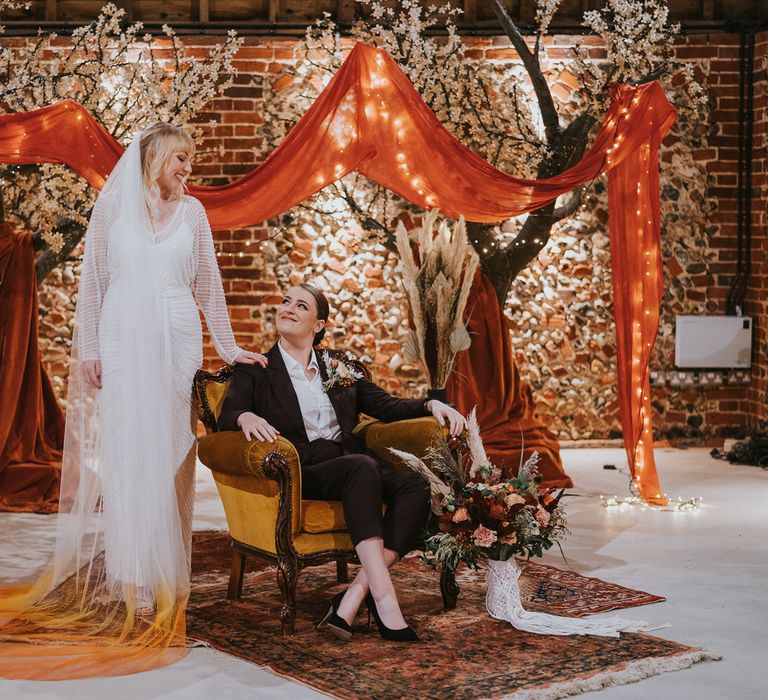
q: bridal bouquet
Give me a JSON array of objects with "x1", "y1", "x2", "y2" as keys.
[
  {"x1": 391, "y1": 411, "x2": 653, "y2": 637},
  {"x1": 390, "y1": 409, "x2": 567, "y2": 572},
  {"x1": 427, "y1": 453, "x2": 567, "y2": 571}
]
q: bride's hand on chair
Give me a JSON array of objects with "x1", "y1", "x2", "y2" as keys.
[
  {"x1": 237, "y1": 412, "x2": 280, "y2": 442},
  {"x1": 426, "y1": 400, "x2": 467, "y2": 437},
  {"x1": 81, "y1": 359, "x2": 102, "y2": 389},
  {"x1": 235, "y1": 350, "x2": 268, "y2": 367}
]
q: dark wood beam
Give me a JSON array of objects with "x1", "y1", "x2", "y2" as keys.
[
  {"x1": 463, "y1": 0, "x2": 477, "y2": 24},
  {"x1": 702, "y1": 0, "x2": 716, "y2": 20},
  {"x1": 122, "y1": 0, "x2": 134, "y2": 22},
  {"x1": 337, "y1": 0, "x2": 354, "y2": 24},
  {"x1": 199, "y1": 0, "x2": 209, "y2": 23},
  {"x1": 517, "y1": 0, "x2": 533, "y2": 23},
  {"x1": 269, "y1": 0, "x2": 279, "y2": 23},
  {"x1": 44, "y1": 0, "x2": 56, "y2": 22}
]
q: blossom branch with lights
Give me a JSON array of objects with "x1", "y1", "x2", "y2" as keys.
[
  {"x1": 256, "y1": 0, "x2": 705, "y2": 308},
  {"x1": 0, "y1": 2, "x2": 242, "y2": 282}
]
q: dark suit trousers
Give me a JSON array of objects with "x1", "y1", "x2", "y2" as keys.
[{"x1": 300, "y1": 440, "x2": 431, "y2": 558}]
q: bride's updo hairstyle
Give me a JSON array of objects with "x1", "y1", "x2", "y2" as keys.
[
  {"x1": 299, "y1": 282, "x2": 330, "y2": 346},
  {"x1": 139, "y1": 123, "x2": 195, "y2": 214}
]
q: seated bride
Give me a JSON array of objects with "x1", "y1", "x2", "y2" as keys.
[{"x1": 217, "y1": 282, "x2": 466, "y2": 643}]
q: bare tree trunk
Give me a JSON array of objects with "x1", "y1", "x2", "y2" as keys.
[{"x1": 468, "y1": 110, "x2": 597, "y2": 304}]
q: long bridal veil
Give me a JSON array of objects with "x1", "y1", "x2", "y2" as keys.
[{"x1": 0, "y1": 131, "x2": 194, "y2": 679}]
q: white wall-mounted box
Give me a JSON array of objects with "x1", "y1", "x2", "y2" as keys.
[{"x1": 674, "y1": 315, "x2": 752, "y2": 369}]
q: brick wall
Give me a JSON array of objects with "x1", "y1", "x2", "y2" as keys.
[
  {"x1": 646, "y1": 32, "x2": 755, "y2": 441},
  {"x1": 13, "y1": 31, "x2": 764, "y2": 442}
]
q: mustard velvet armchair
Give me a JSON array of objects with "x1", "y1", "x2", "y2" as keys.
[{"x1": 194, "y1": 365, "x2": 460, "y2": 635}]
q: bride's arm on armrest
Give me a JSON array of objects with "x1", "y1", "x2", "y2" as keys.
[{"x1": 355, "y1": 377, "x2": 431, "y2": 423}]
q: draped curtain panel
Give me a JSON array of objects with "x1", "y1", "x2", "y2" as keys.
[
  {"x1": 446, "y1": 270, "x2": 571, "y2": 487},
  {"x1": 0, "y1": 227, "x2": 65, "y2": 512},
  {"x1": 0, "y1": 42, "x2": 675, "y2": 503}
]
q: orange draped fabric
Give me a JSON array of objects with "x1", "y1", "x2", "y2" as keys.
[
  {"x1": 447, "y1": 271, "x2": 571, "y2": 488},
  {"x1": 0, "y1": 226, "x2": 64, "y2": 512},
  {"x1": 0, "y1": 42, "x2": 674, "y2": 504},
  {"x1": 608, "y1": 141, "x2": 667, "y2": 503}
]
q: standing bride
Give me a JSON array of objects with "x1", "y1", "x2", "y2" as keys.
[{"x1": 0, "y1": 123, "x2": 265, "y2": 679}]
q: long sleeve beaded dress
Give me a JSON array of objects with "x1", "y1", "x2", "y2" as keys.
[{"x1": 0, "y1": 182, "x2": 242, "y2": 678}]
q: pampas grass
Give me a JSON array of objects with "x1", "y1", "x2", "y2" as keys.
[
  {"x1": 395, "y1": 209, "x2": 479, "y2": 389},
  {"x1": 467, "y1": 407, "x2": 490, "y2": 480},
  {"x1": 389, "y1": 448, "x2": 452, "y2": 516}
]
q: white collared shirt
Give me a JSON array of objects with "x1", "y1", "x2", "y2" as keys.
[{"x1": 277, "y1": 340, "x2": 342, "y2": 442}]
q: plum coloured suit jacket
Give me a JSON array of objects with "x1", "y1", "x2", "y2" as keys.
[{"x1": 217, "y1": 342, "x2": 430, "y2": 465}]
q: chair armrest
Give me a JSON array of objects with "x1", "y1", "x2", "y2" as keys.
[
  {"x1": 198, "y1": 431, "x2": 303, "y2": 536},
  {"x1": 355, "y1": 416, "x2": 448, "y2": 469},
  {"x1": 198, "y1": 431, "x2": 300, "y2": 478}
]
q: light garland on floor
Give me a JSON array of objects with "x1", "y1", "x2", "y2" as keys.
[{"x1": 600, "y1": 494, "x2": 702, "y2": 512}]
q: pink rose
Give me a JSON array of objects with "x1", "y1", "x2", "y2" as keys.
[
  {"x1": 452, "y1": 507, "x2": 470, "y2": 523},
  {"x1": 331, "y1": 358, "x2": 339, "y2": 367},
  {"x1": 505, "y1": 493, "x2": 525, "y2": 507},
  {"x1": 535, "y1": 506, "x2": 550, "y2": 528},
  {"x1": 472, "y1": 525, "x2": 498, "y2": 548}
]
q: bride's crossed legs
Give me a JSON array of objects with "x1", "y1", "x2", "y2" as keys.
[{"x1": 337, "y1": 538, "x2": 406, "y2": 630}]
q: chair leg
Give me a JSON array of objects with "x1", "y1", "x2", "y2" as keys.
[
  {"x1": 440, "y1": 566, "x2": 460, "y2": 609},
  {"x1": 276, "y1": 556, "x2": 298, "y2": 635},
  {"x1": 336, "y1": 559, "x2": 349, "y2": 583},
  {"x1": 227, "y1": 549, "x2": 246, "y2": 600}
]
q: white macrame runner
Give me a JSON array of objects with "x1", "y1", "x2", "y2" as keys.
[{"x1": 485, "y1": 557, "x2": 664, "y2": 637}]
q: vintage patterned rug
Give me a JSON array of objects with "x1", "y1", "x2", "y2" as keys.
[{"x1": 188, "y1": 532, "x2": 715, "y2": 700}]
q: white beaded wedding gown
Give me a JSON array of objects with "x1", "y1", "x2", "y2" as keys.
[
  {"x1": 0, "y1": 134, "x2": 242, "y2": 679},
  {"x1": 77, "y1": 191, "x2": 241, "y2": 609}
]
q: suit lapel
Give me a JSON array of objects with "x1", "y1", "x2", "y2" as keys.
[
  {"x1": 265, "y1": 342, "x2": 308, "y2": 439},
  {"x1": 316, "y1": 348, "x2": 356, "y2": 436}
]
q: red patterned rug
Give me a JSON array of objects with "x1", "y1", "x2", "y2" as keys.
[
  {"x1": 189, "y1": 532, "x2": 715, "y2": 700},
  {"x1": 515, "y1": 559, "x2": 665, "y2": 617}
]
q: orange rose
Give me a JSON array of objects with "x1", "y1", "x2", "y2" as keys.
[
  {"x1": 452, "y1": 507, "x2": 470, "y2": 523},
  {"x1": 505, "y1": 493, "x2": 525, "y2": 507}
]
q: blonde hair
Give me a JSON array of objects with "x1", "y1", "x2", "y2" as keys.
[{"x1": 139, "y1": 123, "x2": 195, "y2": 217}]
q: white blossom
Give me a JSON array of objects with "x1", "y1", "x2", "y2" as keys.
[
  {"x1": 535, "y1": 0, "x2": 563, "y2": 38},
  {"x1": 573, "y1": 0, "x2": 707, "y2": 118},
  {"x1": 0, "y1": 3, "x2": 243, "y2": 258}
]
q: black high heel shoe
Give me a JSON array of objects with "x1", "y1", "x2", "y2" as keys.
[
  {"x1": 316, "y1": 591, "x2": 352, "y2": 641},
  {"x1": 364, "y1": 592, "x2": 420, "y2": 642}
]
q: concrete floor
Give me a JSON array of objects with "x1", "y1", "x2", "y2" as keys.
[{"x1": 0, "y1": 447, "x2": 765, "y2": 699}]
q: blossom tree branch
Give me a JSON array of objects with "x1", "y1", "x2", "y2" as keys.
[
  {"x1": 487, "y1": 0, "x2": 561, "y2": 145},
  {"x1": 0, "y1": 3, "x2": 243, "y2": 283},
  {"x1": 469, "y1": 0, "x2": 693, "y2": 304},
  {"x1": 465, "y1": 2, "x2": 598, "y2": 303},
  {"x1": 257, "y1": 0, "x2": 704, "y2": 307}
]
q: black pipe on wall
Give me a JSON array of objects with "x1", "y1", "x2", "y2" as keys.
[{"x1": 726, "y1": 23, "x2": 758, "y2": 315}]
